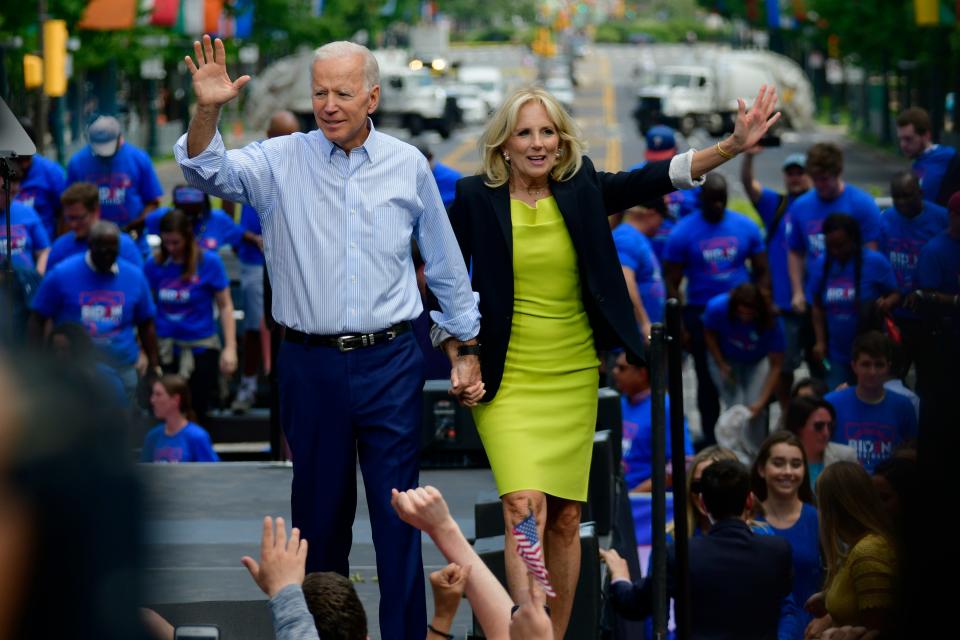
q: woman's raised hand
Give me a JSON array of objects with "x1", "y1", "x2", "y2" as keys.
[
  {"x1": 185, "y1": 34, "x2": 251, "y2": 108},
  {"x1": 729, "y1": 84, "x2": 781, "y2": 153}
]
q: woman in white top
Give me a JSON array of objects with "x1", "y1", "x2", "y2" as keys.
[{"x1": 783, "y1": 396, "x2": 857, "y2": 490}]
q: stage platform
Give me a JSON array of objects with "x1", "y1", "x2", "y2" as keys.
[{"x1": 141, "y1": 463, "x2": 499, "y2": 639}]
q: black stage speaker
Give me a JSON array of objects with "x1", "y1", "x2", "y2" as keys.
[
  {"x1": 475, "y1": 495, "x2": 505, "y2": 540},
  {"x1": 420, "y1": 379, "x2": 487, "y2": 467},
  {"x1": 596, "y1": 386, "x2": 623, "y2": 464},
  {"x1": 472, "y1": 523, "x2": 602, "y2": 639},
  {"x1": 585, "y1": 429, "x2": 616, "y2": 536}
]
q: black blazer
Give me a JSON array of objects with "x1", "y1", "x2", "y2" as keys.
[
  {"x1": 446, "y1": 155, "x2": 675, "y2": 402},
  {"x1": 609, "y1": 519, "x2": 794, "y2": 640}
]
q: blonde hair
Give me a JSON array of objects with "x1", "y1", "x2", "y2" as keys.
[
  {"x1": 478, "y1": 85, "x2": 585, "y2": 188},
  {"x1": 663, "y1": 445, "x2": 739, "y2": 539},
  {"x1": 816, "y1": 461, "x2": 894, "y2": 589}
]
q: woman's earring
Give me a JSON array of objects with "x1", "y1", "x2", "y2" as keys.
[
  {"x1": 503, "y1": 152, "x2": 510, "y2": 162},
  {"x1": 555, "y1": 150, "x2": 561, "y2": 158}
]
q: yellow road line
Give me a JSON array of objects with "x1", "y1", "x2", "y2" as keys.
[
  {"x1": 597, "y1": 52, "x2": 620, "y2": 168},
  {"x1": 605, "y1": 137, "x2": 622, "y2": 172},
  {"x1": 440, "y1": 135, "x2": 479, "y2": 168}
]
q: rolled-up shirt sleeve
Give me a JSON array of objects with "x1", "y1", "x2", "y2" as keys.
[
  {"x1": 174, "y1": 131, "x2": 280, "y2": 217},
  {"x1": 414, "y1": 158, "x2": 481, "y2": 341},
  {"x1": 268, "y1": 584, "x2": 321, "y2": 640},
  {"x1": 668, "y1": 149, "x2": 707, "y2": 190}
]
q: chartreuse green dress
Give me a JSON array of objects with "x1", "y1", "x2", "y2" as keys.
[{"x1": 472, "y1": 196, "x2": 600, "y2": 501}]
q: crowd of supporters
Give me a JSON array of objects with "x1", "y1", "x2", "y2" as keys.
[{"x1": 1, "y1": 102, "x2": 956, "y2": 638}]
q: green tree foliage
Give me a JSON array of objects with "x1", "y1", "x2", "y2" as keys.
[
  {"x1": 250, "y1": 0, "x2": 389, "y2": 61},
  {"x1": 810, "y1": 1, "x2": 923, "y2": 69},
  {"x1": 441, "y1": 0, "x2": 536, "y2": 29},
  {"x1": 698, "y1": 0, "x2": 947, "y2": 71}
]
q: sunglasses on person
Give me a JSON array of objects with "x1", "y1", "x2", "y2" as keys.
[{"x1": 812, "y1": 420, "x2": 833, "y2": 433}]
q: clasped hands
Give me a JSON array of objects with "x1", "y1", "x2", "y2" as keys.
[{"x1": 444, "y1": 339, "x2": 485, "y2": 407}]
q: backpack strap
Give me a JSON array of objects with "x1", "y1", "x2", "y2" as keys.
[{"x1": 766, "y1": 194, "x2": 789, "y2": 247}]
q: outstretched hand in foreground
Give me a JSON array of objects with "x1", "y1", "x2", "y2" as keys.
[{"x1": 241, "y1": 516, "x2": 308, "y2": 599}]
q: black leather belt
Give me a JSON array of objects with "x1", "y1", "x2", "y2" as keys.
[{"x1": 282, "y1": 321, "x2": 411, "y2": 352}]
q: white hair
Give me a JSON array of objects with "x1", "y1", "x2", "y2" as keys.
[{"x1": 312, "y1": 41, "x2": 380, "y2": 90}]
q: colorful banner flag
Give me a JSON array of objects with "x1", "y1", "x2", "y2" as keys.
[
  {"x1": 151, "y1": 0, "x2": 180, "y2": 27},
  {"x1": 175, "y1": 0, "x2": 205, "y2": 35},
  {"x1": 915, "y1": 0, "x2": 957, "y2": 25},
  {"x1": 791, "y1": 0, "x2": 806, "y2": 20},
  {"x1": 511, "y1": 513, "x2": 556, "y2": 598},
  {"x1": 78, "y1": 0, "x2": 137, "y2": 30},
  {"x1": 205, "y1": 0, "x2": 224, "y2": 33},
  {"x1": 766, "y1": 0, "x2": 780, "y2": 29},
  {"x1": 217, "y1": 0, "x2": 254, "y2": 38}
]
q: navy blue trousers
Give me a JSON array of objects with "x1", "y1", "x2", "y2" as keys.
[{"x1": 278, "y1": 331, "x2": 425, "y2": 640}]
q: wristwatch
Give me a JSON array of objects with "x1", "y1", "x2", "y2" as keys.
[{"x1": 456, "y1": 343, "x2": 481, "y2": 358}]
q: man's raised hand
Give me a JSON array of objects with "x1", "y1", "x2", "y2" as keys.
[{"x1": 185, "y1": 35, "x2": 251, "y2": 108}]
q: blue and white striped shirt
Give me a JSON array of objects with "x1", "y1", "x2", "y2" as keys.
[{"x1": 174, "y1": 123, "x2": 480, "y2": 339}]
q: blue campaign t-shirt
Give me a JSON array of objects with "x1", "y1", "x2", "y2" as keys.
[
  {"x1": 613, "y1": 223, "x2": 667, "y2": 323},
  {"x1": 46, "y1": 230, "x2": 144, "y2": 272},
  {"x1": 879, "y1": 202, "x2": 949, "y2": 295},
  {"x1": 649, "y1": 216, "x2": 674, "y2": 264},
  {"x1": 825, "y1": 387, "x2": 917, "y2": 472},
  {"x1": 621, "y1": 391, "x2": 693, "y2": 490},
  {"x1": 663, "y1": 210, "x2": 764, "y2": 306},
  {"x1": 913, "y1": 144, "x2": 957, "y2": 203},
  {"x1": 628, "y1": 160, "x2": 684, "y2": 263},
  {"x1": 15, "y1": 154, "x2": 66, "y2": 240},
  {"x1": 629, "y1": 159, "x2": 696, "y2": 217},
  {"x1": 31, "y1": 255, "x2": 156, "y2": 366},
  {"x1": 141, "y1": 421, "x2": 220, "y2": 463},
  {"x1": 432, "y1": 162, "x2": 462, "y2": 209},
  {"x1": 787, "y1": 184, "x2": 882, "y2": 265},
  {"x1": 754, "y1": 188, "x2": 803, "y2": 311},
  {"x1": 702, "y1": 292, "x2": 786, "y2": 364},
  {"x1": 758, "y1": 502, "x2": 822, "y2": 635},
  {"x1": 146, "y1": 207, "x2": 244, "y2": 252},
  {"x1": 66, "y1": 143, "x2": 164, "y2": 228},
  {"x1": 806, "y1": 249, "x2": 897, "y2": 366},
  {"x1": 0, "y1": 201, "x2": 51, "y2": 270},
  {"x1": 667, "y1": 186, "x2": 701, "y2": 220},
  {"x1": 236, "y1": 203, "x2": 264, "y2": 266},
  {"x1": 917, "y1": 231, "x2": 960, "y2": 294},
  {"x1": 145, "y1": 250, "x2": 229, "y2": 341}
]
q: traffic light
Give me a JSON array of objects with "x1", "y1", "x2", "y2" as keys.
[
  {"x1": 827, "y1": 34, "x2": 840, "y2": 59},
  {"x1": 43, "y1": 19, "x2": 68, "y2": 97},
  {"x1": 23, "y1": 54, "x2": 43, "y2": 90}
]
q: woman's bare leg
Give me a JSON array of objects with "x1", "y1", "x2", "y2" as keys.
[{"x1": 543, "y1": 496, "x2": 582, "y2": 639}]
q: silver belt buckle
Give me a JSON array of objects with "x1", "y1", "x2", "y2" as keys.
[{"x1": 337, "y1": 335, "x2": 358, "y2": 352}]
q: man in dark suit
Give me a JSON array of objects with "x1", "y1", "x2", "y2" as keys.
[{"x1": 602, "y1": 459, "x2": 795, "y2": 640}]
